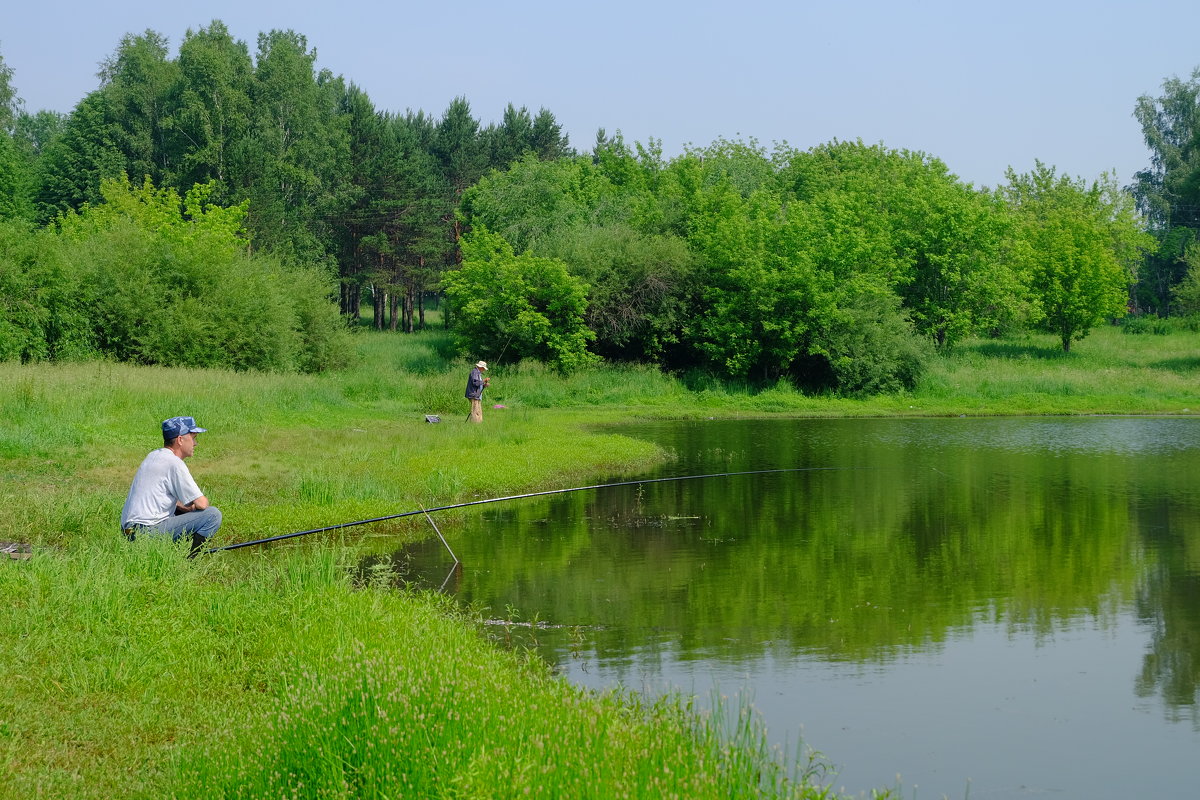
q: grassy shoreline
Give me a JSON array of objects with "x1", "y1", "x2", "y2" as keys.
[{"x1": 2, "y1": 325, "x2": 1197, "y2": 798}]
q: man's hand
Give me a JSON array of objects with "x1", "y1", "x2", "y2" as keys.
[{"x1": 175, "y1": 495, "x2": 211, "y2": 514}]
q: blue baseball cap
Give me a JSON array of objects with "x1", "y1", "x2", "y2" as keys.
[{"x1": 162, "y1": 416, "x2": 208, "y2": 439}]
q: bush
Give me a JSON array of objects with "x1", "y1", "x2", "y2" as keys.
[
  {"x1": 443, "y1": 228, "x2": 598, "y2": 371},
  {"x1": 1121, "y1": 314, "x2": 1172, "y2": 335},
  {"x1": 807, "y1": 284, "x2": 930, "y2": 395},
  {"x1": 1, "y1": 177, "x2": 352, "y2": 372}
]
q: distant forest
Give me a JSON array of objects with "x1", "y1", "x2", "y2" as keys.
[{"x1": 2, "y1": 23, "x2": 1199, "y2": 391}]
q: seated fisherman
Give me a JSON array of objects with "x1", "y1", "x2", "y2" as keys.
[{"x1": 120, "y1": 416, "x2": 222, "y2": 556}]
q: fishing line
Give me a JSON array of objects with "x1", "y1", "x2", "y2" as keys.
[{"x1": 204, "y1": 466, "x2": 858, "y2": 554}]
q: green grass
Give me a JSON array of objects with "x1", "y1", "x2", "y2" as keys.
[
  {"x1": 1, "y1": 322, "x2": 1197, "y2": 799},
  {"x1": 2, "y1": 537, "x2": 845, "y2": 800}
]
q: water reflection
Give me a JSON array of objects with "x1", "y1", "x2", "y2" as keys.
[{"x1": 375, "y1": 417, "x2": 1200, "y2": 798}]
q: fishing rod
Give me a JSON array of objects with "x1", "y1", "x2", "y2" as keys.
[{"x1": 204, "y1": 466, "x2": 854, "y2": 554}]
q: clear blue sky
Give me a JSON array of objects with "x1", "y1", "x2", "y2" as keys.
[{"x1": 3, "y1": 0, "x2": 1199, "y2": 189}]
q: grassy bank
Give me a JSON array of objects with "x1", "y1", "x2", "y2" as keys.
[
  {"x1": 1, "y1": 323, "x2": 1197, "y2": 798},
  {"x1": 3, "y1": 537, "x2": 830, "y2": 799}
]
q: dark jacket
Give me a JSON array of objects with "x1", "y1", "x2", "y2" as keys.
[{"x1": 466, "y1": 367, "x2": 486, "y2": 400}]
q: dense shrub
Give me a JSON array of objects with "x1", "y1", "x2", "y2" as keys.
[
  {"x1": 442, "y1": 228, "x2": 597, "y2": 371},
  {"x1": 799, "y1": 283, "x2": 930, "y2": 395},
  {"x1": 1121, "y1": 313, "x2": 1200, "y2": 335},
  {"x1": 0, "y1": 177, "x2": 352, "y2": 372},
  {"x1": 0, "y1": 220, "x2": 50, "y2": 361}
]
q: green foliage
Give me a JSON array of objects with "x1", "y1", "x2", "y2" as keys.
[
  {"x1": 685, "y1": 184, "x2": 828, "y2": 381},
  {"x1": 483, "y1": 103, "x2": 573, "y2": 167},
  {"x1": 1169, "y1": 240, "x2": 1200, "y2": 314},
  {"x1": 442, "y1": 228, "x2": 597, "y2": 370},
  {"x1": 0, "y1": 218, "x2": 94, "y2": 361},
  {"x1": 1, "y1": 175, "x2": 351, "y2": 371},
  {"x1": 4, "y1": 26, "x2": 1170, "y2": 394},
  {"x1": 461, "y1": 138, "x2": 1056, "y2": 393},
  {"x1": 1129, "y1": 68, "x2": 1200, "y2": 314},
  {"x1": 811, "y1": 281, "x2": 931, "y2": 395},
  {"x1": 0, "y1": 130, "x2": 31, "y2": 220},
  {"x1": 1132, "y1": 67, "x2": 1200, "y2": 231},
  {"x1": 462, "y1": 153, "x2": 616, "y2": 252},
  {"x1": 539, "y1": 222, "x2": 695, "y2": 362},
  {"x1": 162, "y1": 21, "x2": 254, "y2": 192},
  {"x1": 0, "y1": 220, "x2": 48, "y2": 360},
  {"x1": 98, "y1": 30, "x2": 180, "y2": 186},
  {"x1": 33, "y1": 91, "x2": 128, "y2": 220},
  {"x1": 680, "y1": 154, "x2": 929, "y2": 391},
  {"x1": 1002, "y1": 164, "x2": 1153, "y2": 351}
]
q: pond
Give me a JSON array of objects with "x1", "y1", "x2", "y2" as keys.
[{"x1": 389, "y1": 417, "x2": 1200, "y2": 799}]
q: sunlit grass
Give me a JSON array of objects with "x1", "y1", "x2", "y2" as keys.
[
  {"x1": 1, "y1": 537, "x2": 855, "y2": 800},
  {"x1": 919, "y1": 326, "x2": 1200, "y2": 414}
]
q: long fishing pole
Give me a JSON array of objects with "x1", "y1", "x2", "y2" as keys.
[{"x1": 204, "y1": 466, "x2": 853, "y2": 554}]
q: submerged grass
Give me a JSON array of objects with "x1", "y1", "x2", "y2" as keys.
[{"x1": 2, "y1": 322, "x2": 1196, "y2": 798}]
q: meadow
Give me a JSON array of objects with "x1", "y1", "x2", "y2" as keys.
[{"x1": 1, "y1": 322, "x2": 1196, "y2": 798}]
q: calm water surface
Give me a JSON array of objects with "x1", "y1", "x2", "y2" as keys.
[{"x1": 391, "y1": 417, "x2": 1200, "y2": 799}]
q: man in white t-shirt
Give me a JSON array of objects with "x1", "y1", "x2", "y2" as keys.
[{"x1": 120, "y1": 416, "x2": 222, "y2": 555}]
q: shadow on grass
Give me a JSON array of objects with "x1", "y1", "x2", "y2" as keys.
[
  {"x1": 964, "y1": 341, "x2": 1069, "y2": 360},
  {"x1": 1149, "y1": 356, "x2": 1200, "y2": 374}
]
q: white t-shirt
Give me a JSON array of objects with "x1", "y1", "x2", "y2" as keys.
[{"x1": 119, "y1": 448, "x2": 204, "y2": 529}]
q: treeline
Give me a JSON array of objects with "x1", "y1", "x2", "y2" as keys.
[
  {"x1": 452, "y1": 140, "x2": 1151, "y2": 391},
  {"x1": 0, "y1": 22, "x2": 571, "y2": 370},
  {"x1": 1, "y1": 24, "x2": 1198, "y2": 390}
]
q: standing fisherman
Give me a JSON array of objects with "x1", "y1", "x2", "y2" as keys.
[{"x1": 465, "y1": 360, "x2": 489, "y2": 422}]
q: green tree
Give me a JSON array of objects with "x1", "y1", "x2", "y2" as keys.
[
  {"x1": 462, "y1": 153, "x2": 608, "y2": 252},
  {"x1": 480, "y1": 104, "x2": 571, "y2": 167},
  {"x1": 529, "y1": 107, "x2": 572, "y2": 161},
  {"x1": 1003, "y1": 163, "x2": 1152, "y2": 351},
  {"x1": 33, "y1": 91, "x2": 127, "y2": 220},
  {"x1": 684, "y1": 181, "x2": 835, "y2": 382},
  {"x1": 333, "y1": 102, "x2": 449, "y2": 329},
  {"x1": 0, "y1": 220, "x2": 53, "y2": 361},
  {"x1": 1168, "y1": 241, "x2": 1200, "y2": 314},
  {"x1": 462, "y1": 151, "x2": 695, "y2": 363},
  {"x1": 27, "y1": 32, "x2": 178, "y2": 221},
  {"x1": 433, "y1": 96, "x2": 486, "y2": 199},
  {"x1": 540, "y1": 222, "x2": 695, "y2": 363},
  {"x1": 483, "y1": 103, "x2": 534, "y2": 168},
  {"x1": 235, "y1": 29, "x2": 351, "y2": 263},
  {"x1": 162, "y1": 21, "x2": 254, "y2": 193},
  {"x1": 12, "y1": 109, "x2": 67, "y2": 160},
  {"x1": 3, "y1": 52, "x2": 67, "y2": 220},
  {"x1": 0, "y1": 130, "x2": 29, "y2": 220},
  {"x1": 442, "y1": 228, "x2": 596, "y2": 370},
  {"x1": 97, "y1": 30, "x2": 180, "y2": 186},
  {"x1": 681, "y1": 142, "x2": 928, "y2": 390},
  {"x1": 779, "y1": 140, "x2": 1024, "y2": 347},
  {"x1": 1131, "y1": 68, "x2": 1200, "y2": 313},
  {"x1": 1132, "y1": 68, "x2": 1200, "y2": 230},
  {"x1": 0, "y1": 45, "x2": 19, "y2": 134}
]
